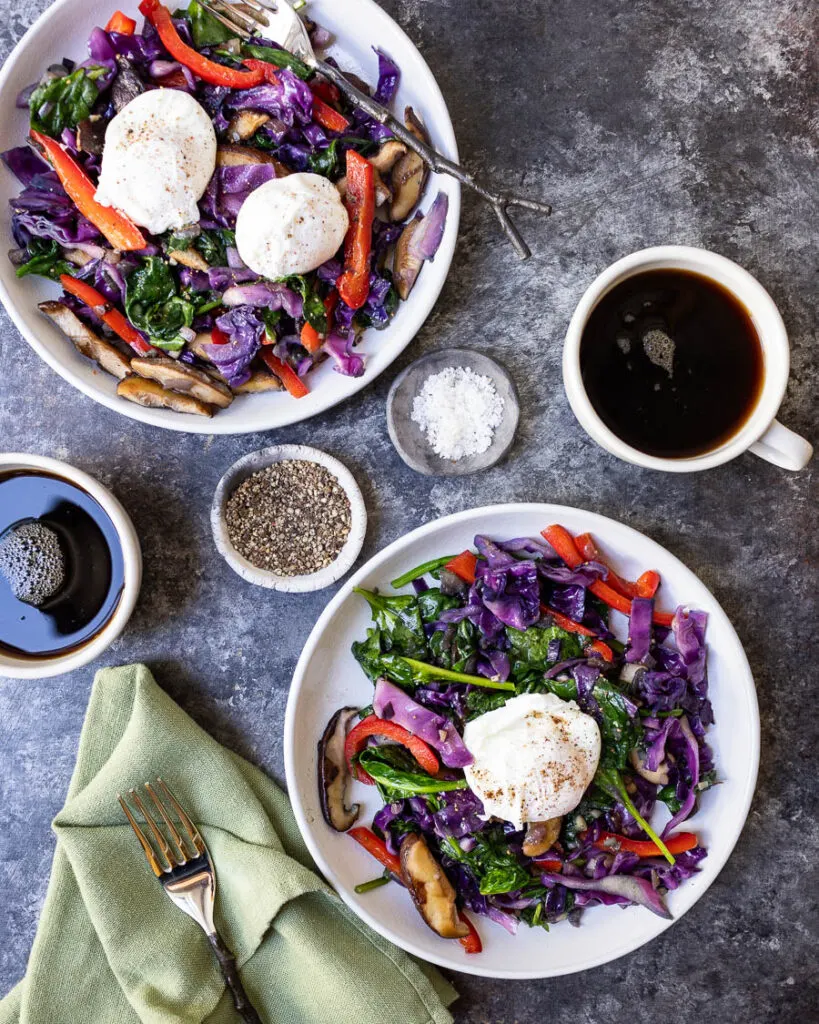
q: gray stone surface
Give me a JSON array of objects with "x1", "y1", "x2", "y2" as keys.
[{"x1": 0, "y1": 0, "x2": 816, "y2": 1020}]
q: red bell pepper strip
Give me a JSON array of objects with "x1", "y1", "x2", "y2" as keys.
[
  {"x1": 637, "y1": 570, "x2": 661, "y2": 599},
  {"x1": 260, "y1": 350, "x2": 309, "y2": 398},
  {"x1": 324, "y1": 289, "x2": 339, "y2": 324},
  {"x1": 59, "y1": 275, "x2": 153, "y2": 354},
  {"x1": 139, "y1": 0, "x2": 266, "y2": 88},
  {"x1": 345, "y1": 714, "x2": 440, "y2": 784},
  {"x1": 458, "y1": 913, "x2": 482, "y2": 954},
  {"x1": 210, "y1": 326, "x2": 229, "y2": 345},
  {"x1": 542, "y1": 525, "x2": 674, "y2": 627},
  {"x1": 444, "y1": 550, "x2": 478, "y2": 584},
  {"x1": 311, "y1": 79, "x2": 341, "y2": 106},
  {"x1": 576, "y1": 532, "x2": 662, "y2": 601},
  {"x1": 312, "y1": 95, "x2": 351, "y2": 132},
  {"x1": 31, "y1": 130, "x2": 147, "y2": 251},
  {"x1": 241, "y1": 58, "x2": 280, "y2": 84},
  {"x1": 539, "y1": 604, "x2": 597, "y2": 637},
  {"x1": 105, "y1": 10, "x2": 137, "y2": 34},
  {"x1": 336, "y1": 150, "x2": 375, "y2": 309},
  {"x1": 300, "y1": 321, "x2": 322, "y2": 353},
  {"x1": 348, "y1": 827, "x2": 402, "y2": 877},
  {"x1": 588, "y1": 639, "x2": 614, "y2": 662},
  {"x1": 594, "y1": 830, "x2": 698, "y2": 858},
  {"x1": 532, "y1": 857, "x2": 563, "y2": 872}
]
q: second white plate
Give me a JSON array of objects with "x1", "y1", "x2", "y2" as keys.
[{"x1": 284, "y1": 503, "x2": 759, "y2": 978}]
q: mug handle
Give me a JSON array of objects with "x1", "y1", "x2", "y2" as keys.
[{"x1": 749, "y1": 419, "x2": 813, "y2": 471}]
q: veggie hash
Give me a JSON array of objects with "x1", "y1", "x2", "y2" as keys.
[
  {"x1": 2, "y1": 2, "x2": 448, "y2": 416},
  {"x1": 319, "y1": 525, "x2": 715, "y2": 954}
]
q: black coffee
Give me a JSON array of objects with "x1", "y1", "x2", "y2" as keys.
[
  {"x1": 579, "y1": 269, "x2": 764, "y2": 458},
  {"x1": 0, "y1": 470, "x2": 124, "y2": 658}
]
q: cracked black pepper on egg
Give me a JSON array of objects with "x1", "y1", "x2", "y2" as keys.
[{"x1": 225, "y1": 460, "x2": 352, "y2": 576}]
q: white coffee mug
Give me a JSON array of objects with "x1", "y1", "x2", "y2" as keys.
[{"x1": 563, "y1": 246, "x2": 813, "y2": 472}]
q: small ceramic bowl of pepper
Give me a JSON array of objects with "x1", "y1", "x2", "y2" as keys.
[{"x1": 211, "y1": 445, "x2": 367, "y2": 593}]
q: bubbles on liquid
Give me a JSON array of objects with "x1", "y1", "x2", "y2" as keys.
[
  {"x1": 642, "y1": 328, "x2": 675, "y2": 377},
  {"x1": 0, "y1": 520, "x2": 65, "y2": 606}
]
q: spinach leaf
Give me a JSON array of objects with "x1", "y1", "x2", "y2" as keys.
[
  {"x1": 186, "y1": 0, "x2": 235, "y2": 47},
  {"x1": 416, "y1": 588, "x2": 461, "y2": 625},
  {"x1": 465, "y1": 689, "x2": 510, "y2": 720},
  {"x1": 506, "y1": 624, "x2": 583, "y2": 681},
  {"x1": 195, "y1": 228, "x2": 235, "y2": 267},
  {"x1": 442, "y1": 827, "x2": 536, "y2": 896},
  {"x1": 357, "y1": 746, "x2": 468, "y2": 799},
  {"x1": 29, "y1": 67, "x2": 106, "y2": 139},
  {"x1": 308, "y1": 139, "x2": 340, "y2": 178},
  {"x1": 15, "y1": 239, "x2": 73, "y2": 281},
  {"x1": 353, "y1": 587, "x2": 428, "y2": 659},
  {"x1": 241, "y1": 42, "x2": 313, "y2": 80},
  {"x1": 259, "y1": 307, "x2": 283, "y2": 337},
  {"x1": 657, "y1": 784, "x2": 681, "y2": 815},
  {"x1": 124, "y1": 257, "x2": 194, "y2": 352},
  {"x1": 428, "y1": 618, "x2": 477, "y2": 673},
  {"x1": 286, "y1": 275, "x2": 327, "y2": 333}
]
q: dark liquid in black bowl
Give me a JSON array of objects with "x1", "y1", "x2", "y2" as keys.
[
  {"x1": 579, "y1": 269, "x2": 765, "y2": 458},
  {"x1": 0, "y1": 470, "x2": 125, "y2": 659}
]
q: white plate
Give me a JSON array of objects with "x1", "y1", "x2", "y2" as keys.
[
  {"x1": 284, "y1": 503, "x2": 760, "y2": 979},
  {"x1": 0, "y1": 0, "x2": 460, "y2": 434}
]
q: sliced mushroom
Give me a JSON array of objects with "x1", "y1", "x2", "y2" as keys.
[
  {"x1": 117, "y1": 376, "x2": 214, "y2": 416},
  {"x1": 522, "y1": 817, "x2": 562, "y2": 858},
  {"x1": 130, "y1": 356, "x2": 233, "y2": 409},
  {"x1": 337, "y1": 167, "x2": 392, "y2": 207},
  {"x1": 232, "y1": 369, "x2": 282, "y2": 394},
  {"x1": 216, "y1": 144, "x2": 290, "y2": 177},
  {"x1": 390, "y1": 107, "x2": 429, "y2": 221},
  {"x1": 168, "y1": 248, "x2": 210, "y2": 272},
  {"x1": 39, "y1": 301, "x2": 131, "y2": 380},
  {"x1": 76, "y1": 116, "x2": 106, "y2": 157},
  {"x1": 111, "y1": 56, "x2": 144, "y2": 112},
  {"x1": 370, "y1": 139, "x2": 407, "y2": 174},
  {"x1": 399, "y1": 834, "x2": 469, "y2": 939},
  {"x1": 226, "y1": 110, "x2": 270, "y2": 142},
  {"x1": 629, "y1": 748, "x2": 669, "y2": 786},
  {"x1": 62, "y1": 247, "x2": 97, "y2": 267},
  {"x1": 318, "y1": 707, "x2": 360, "y2": 832},
  {"x1": 393, "y1": 217, "x2": 423, "y2": 300}
]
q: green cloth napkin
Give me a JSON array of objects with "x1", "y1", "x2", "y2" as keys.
[{"x1": 0, "y1": 664, "x2": 457, "y2": 1024}]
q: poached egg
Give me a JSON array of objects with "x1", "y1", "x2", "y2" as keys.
[
  {"x1": 94, "y1": 89, "x2": 217, "y2": 235},
  {"x1": 463, "y1": 692, "x2": 601, "y2": 830},
  {"x1": 235, "y1": 173, "x2": 349, "y2": 279}
]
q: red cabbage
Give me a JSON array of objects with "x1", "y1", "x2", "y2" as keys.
[
  {"x1": 373, "y1": 677, "x2": 473, "y2": 767},
  {"x1": 407, "y1": 191, "x2": 448, "y2": 261},
  {"x1": 373, "y1": 48, "x2": 400, "y2": 105},
  {"x1": 200, "y1": 165, "x2": 277, "y2": 227},
  {"x1": 1, "y1": 146, "x2": 50, "y2": 186},
  {"x1": 226, "y1": 69, "x2": 313, "y2": 127},
  {"x1": 540, "y1": 871, "x2": 671, "y2": 919},
  {"x1": 223, "y1": 281, "x2": 302, "y2": 318},
  {"x1": 626, "y1": 597, "x2": 654, "y2": 663},
  {"x1": 475, "y1": 554, "x2": 541, "y2": 630},
  {"x1": 203, "y1": 306, "x2": 263, "y2": 385},
  {"x1": 323, "y1": 331, "x2": 365, "y2": 377},
  {"x1": 431, "y1": 789, "x2": 486, "y2": 839}
]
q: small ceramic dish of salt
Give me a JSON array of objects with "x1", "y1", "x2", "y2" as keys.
[{"x1": 386, "y1": 348, "x2": 520, "y2": 475}]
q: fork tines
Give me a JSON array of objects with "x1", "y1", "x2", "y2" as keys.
[
  {"x1": 118, "y1": 778, "x2": 206, "y2": 877},
  {"x1": 198, "y1": 0, "x2": 269, "y2": 38}
]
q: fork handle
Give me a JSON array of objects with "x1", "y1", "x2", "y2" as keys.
[
  {"x1": 310, "y1": 56, "x2": 551, "y2": 260},
  {"x1": 208, "y1": 930, "x2": 263, "y2": 1024}
]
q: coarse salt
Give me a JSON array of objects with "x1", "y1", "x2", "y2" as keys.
[{"x1": 411, "y1": 366, "x2": 505, "y2": 460}]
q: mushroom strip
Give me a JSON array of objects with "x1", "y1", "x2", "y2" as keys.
[{"x1": 318, "y1": 707, "x2": 360, "y2": 831}]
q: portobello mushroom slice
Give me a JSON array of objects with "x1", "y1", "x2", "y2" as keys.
[
  {"x1": 130, "y1": 356, "x2": 234, "y2": 409},
  {"x1": 216, "y1": 145, "x2": 290, "y2": 177},
  {"x1": 390, "y1": 107, "x2": 429, "y2": 221},
  {"x1": 39, "y1": 301, "x2": 131, "y2": 380},
  {"x1": 393, "y1": 217, "x2": 423, "y2": 300},
  {"x1": 168, "y1": 248, "x2": 210, "y2": 272},
  {"x1": 111, "y1": 56, "x2": 144, "y2": 112},
  {"x1": 318, "y1": 707, "x2": 360, "y2": 832},
  {"x1": 369, "y1": 139, "x2": 407, "y2": 174},
  {"x1": 76, "y1": 116, "x2": 106, "y2": 157},
  {"x1": 399, "y1": 834, "x2": 469, "y2": 939},
  {"x1": 117, "y1": 376, "x2": 213, "y2": 416},
  {"x1": 232, "y1": 370, "x2": 282, "y2": 393},
  {"x1": 521, "y1": 817, "x2": 562, "y2": 858},
  {"x1": 226, "y1": 110, "x2": 270, "y2": 142}
]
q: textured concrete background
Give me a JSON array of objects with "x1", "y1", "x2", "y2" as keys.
[{"x1": 0, "y1": 0, "x2": 817, "y2": 1021}]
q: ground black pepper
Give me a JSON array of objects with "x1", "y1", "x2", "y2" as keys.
[{"x1": 225, "y1": 460, "x2": 352, "y2": 576}]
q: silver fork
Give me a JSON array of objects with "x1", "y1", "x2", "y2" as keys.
[
  {"x1": 198, "y1": 0, "x2": 552, "y2": 259},
  {"x1": 118, "y1": 779, "x2": 263, "y2": 1024}
]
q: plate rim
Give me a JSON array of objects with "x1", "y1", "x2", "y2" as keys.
[
  {"x1": 0, "y1": 0, "x2": 461, "y2": 434},
  {"x1": 284, "y1": 502, "x2": 760, "y2": 979}
]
